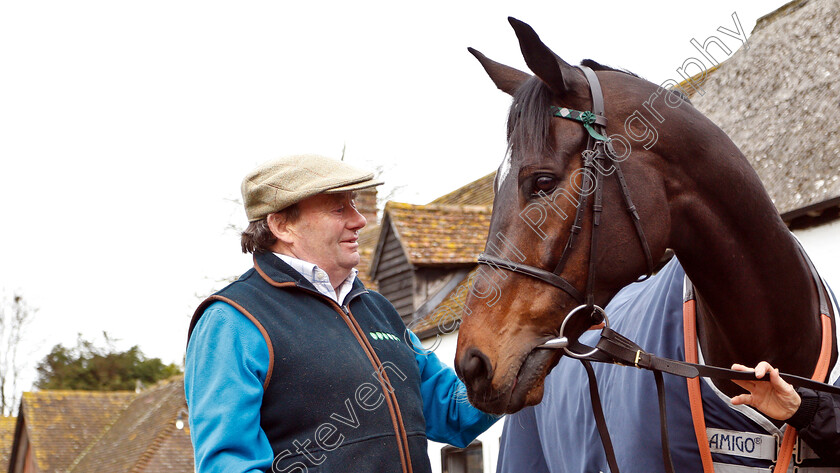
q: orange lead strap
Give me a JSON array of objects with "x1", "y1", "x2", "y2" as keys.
[{"x1": 683, "y1": 282, "x2": 834, "y2": 473}]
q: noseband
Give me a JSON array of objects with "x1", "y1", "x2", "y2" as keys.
[{"x1": 477, "y1": 65, "x2": 655, "y2": 351}]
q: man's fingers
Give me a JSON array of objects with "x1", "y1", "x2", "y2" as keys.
[
  {"x1": 768, "y1": 367, "x2": 794, "y2": 392},
  {"x1": 731, "y1": 363, "x2": 753, "y2": 372},
  {"x1": 731, "y1": 393, "x2": 752, "y2": 406},
  {"x1": 755, "y1": 361, "x2": 774, "y2": 379}
]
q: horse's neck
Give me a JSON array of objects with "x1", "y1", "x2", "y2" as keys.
[{"x1": 669, "y1": 151, "x2": 824, "y2": 385}]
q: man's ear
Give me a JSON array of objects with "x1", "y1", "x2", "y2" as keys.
[{"x1": 267, "y1": 213, "x2": 295, "y2": 246}]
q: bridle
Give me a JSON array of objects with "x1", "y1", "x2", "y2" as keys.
[
  {"x1": 477, "y1": 64, "x2": 655, "y2": 354},
  {"x1": 473, "y1": 66, "x2": 840, "y2": 473}
]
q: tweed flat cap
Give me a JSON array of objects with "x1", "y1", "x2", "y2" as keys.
[{"x1": 242, "y1": 154, "x2": 383, "y2": 221}]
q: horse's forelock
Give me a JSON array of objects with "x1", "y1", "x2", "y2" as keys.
[{"x1": 506, "y1": 76, "x2": 554, "y2": 160}]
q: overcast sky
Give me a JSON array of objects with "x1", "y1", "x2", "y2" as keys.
[{"x1": 0, "y1": 0, "x2": 792, "y2": 390}]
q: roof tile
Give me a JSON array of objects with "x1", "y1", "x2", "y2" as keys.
[
  {"x1": 385, "y1": 202, "x2": 492, "y2": 266},
  {"x1": 22, "y1": 390, "x2": 135, "y2": 472},
  {"x1": 67, "y1": 376, "x2": 192, "y2": 473},
  {"x1": 0, "y1": 416, "x2": 16, "y2": 472},
  {"x1": 357, "y1": 223, "x2": 381, "y2": 289}
]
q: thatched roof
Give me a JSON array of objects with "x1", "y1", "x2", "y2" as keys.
[{"x1": 688, "y1": 0, "x2": 840, "y2": 215}]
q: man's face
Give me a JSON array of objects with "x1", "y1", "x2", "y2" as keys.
[{"x1": 281, "y1": 192, "x2": 366, "y2": 283}]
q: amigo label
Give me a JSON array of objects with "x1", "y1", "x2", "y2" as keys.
[{"x1": 706, "y1": 428, "x2": 777, "y2": 461}]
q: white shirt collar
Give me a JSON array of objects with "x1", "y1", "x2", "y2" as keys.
[{"x1": 274, "y1": 253, "x2": 359, "y2": 306}]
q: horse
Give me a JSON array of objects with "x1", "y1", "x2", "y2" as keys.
[{"x1": 453, "y1": 18, "x2": 839, "y2": 472}]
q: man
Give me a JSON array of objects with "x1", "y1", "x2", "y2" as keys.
[
  {"x1": 185, "y1": 154, "x2": 498, "y2": 473},
  {"x1": 730, "y1": 361, "x2": 839, "y2": 462}
]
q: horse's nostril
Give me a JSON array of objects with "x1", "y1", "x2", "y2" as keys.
[{"x1": 459, "y1": 347, "x2": 494, "y2": 384}]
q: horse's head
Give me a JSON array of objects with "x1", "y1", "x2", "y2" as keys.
[{"x1": 455, "y1": 18, "x2": 690, "y2": 414}]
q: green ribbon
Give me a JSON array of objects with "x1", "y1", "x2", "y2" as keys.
[{"x1": 552, "y1": 107, "x2": 610, "y2": 142}]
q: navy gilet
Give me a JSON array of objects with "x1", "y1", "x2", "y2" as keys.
[{"x1": 188, "y1": 252, "x2": 432, "y2": 473}]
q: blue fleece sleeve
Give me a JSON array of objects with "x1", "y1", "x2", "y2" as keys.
[
  {"x1": 408, "y1": 331, "x2": 501, "y2": 448},
  {"x1": 184, "y1": 301, "x2": 273, "y2": 473}
]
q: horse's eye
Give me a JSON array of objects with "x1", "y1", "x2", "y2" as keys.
[{"x1": 534, "y1": 176, "x2": 558, "y2": 194}]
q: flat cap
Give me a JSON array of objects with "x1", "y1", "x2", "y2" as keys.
[{"x1": 242, "y1": 154, "x2": 383, "y2": 221}]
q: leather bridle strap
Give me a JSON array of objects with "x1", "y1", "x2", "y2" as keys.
[
  {"x1": 577, "y1": 65, "x2": 655, "y2": 287},
  {"x1": 478, "y1": 253, "x2": 584, "y2": 303},
  {"x1": 593, "y1": 326, "x2": 840, "y2": 395},
  {"x1": 581, "y1": 359, "x2": 621, "y2": 473}
]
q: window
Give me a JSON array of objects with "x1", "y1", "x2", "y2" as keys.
[{"x1": 441, "y1": 440, "x2": 483, "y2": 473}]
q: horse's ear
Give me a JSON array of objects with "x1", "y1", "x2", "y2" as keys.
[
  {"x1": 467, "y1": 47, "x2": 530, "y2": 96},
  {"x1": 508, "y1": 17, "x2": 585, "y2": 96}
]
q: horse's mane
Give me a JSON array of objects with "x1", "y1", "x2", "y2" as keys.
[{"x1": 507, "y1": 60, "x2": 689, "y2": 159}]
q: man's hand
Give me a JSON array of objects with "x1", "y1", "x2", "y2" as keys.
[{"x1": 730, "y1": 361, "x2": 801, "y2": 421}]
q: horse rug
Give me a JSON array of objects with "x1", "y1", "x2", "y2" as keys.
[{"x1": 496, "y1": 257, "x2": 840, "y2": 473}]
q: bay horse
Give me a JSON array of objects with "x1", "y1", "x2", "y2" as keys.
[{"x1": 454, "y1": 18, "x2": 838, "y2": 472}]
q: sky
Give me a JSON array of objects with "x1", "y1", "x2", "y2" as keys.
[{"x1": 0, "y1": 0, "x2": 793, "y2": 392}]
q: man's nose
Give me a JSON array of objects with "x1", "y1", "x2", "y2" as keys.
[{"x1": 349, "y1": 206, "x2": 366, "y2": 230}]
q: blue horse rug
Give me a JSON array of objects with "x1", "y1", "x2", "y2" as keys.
[{"x1": 496, "y1": 257, "x2": 840, "y2": 473}]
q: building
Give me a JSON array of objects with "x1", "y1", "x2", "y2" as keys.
[
  {"x1": 369, "y1": 201, "x2": 492, "y2": 325},
  {"x1": 0, "y1": 417, "x2": 15, "y2": 473},
  {"x1": 5, "y1": 376, "x2": 192, "y2": 473}
]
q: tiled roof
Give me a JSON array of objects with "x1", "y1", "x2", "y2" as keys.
[
  {"x1": 384, "y1": 202, "x2": 492, "y2": 266},
  {"x1": 357, "y1": 223, "x2": 381, "y2": 289},
  {"x1": 360, "y1": 172, "x2": 496, "y2": 284},
  {"x1": 0, "y1": 416, "x2": 16, "y2": 472},
  {"x1": 12, "y1": 377, "x2": 193, "y2": 473},
  {"x1": 21, "y1": 390, "x2": 136, "y2": 472},
  {"x1": 679, "y1": 0, "x2": 840, "y2": 214},
  {"x1": 137, "y1": 426, "x2": 195, "y2": 473},
  {"x1": 67, "y1": 376, "x2": 192, "y2": 473},
  {"x1": 429, "y1": 171, "x2": 496, "y2": 206}
]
